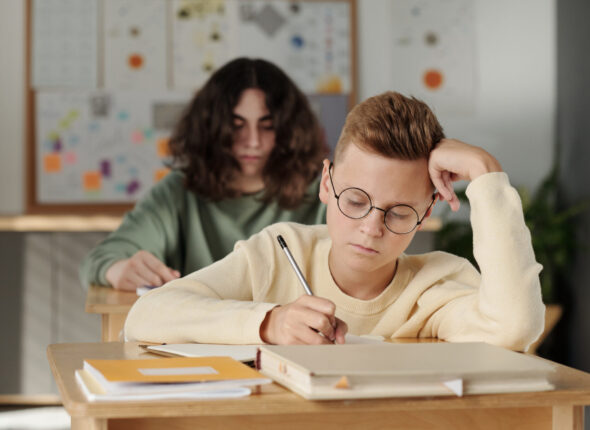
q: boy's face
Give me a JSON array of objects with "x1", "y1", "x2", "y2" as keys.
[{"x1": 319, "y1": 143, "x2": 434, "y2": 285}]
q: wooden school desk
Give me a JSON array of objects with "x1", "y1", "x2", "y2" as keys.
[
  {"x1": 47, "y1": 342, "x2": 590, "y2": 430},
  {"x1": 85, "y1": 286, "x2": 137, "y2": 341}
]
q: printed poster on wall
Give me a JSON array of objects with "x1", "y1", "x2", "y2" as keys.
[
  {"x1": 390, "y1": 0, "x2": 476, "y2": 115},
  {"x1": 103, "y1": 0, "x2": 168, "y2": 90},
  {"x1": 172, "y1": 0, "x2": 233, "y2": 89},
  {"x1": 32, "y1": 0, "x2": 98, "y2": 88},
  {"x1": 233, "y1": 0, "x2": 351, "y2": 94},
  {"x1": 171, "y1": 0, "x2": 351, "y2": 94}
]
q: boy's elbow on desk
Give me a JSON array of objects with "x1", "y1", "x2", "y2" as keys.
[
  {"x1": 444, "y1": 322, "x2": 543, "y2": 352},
  {"x1": 123, "y1": 303, "x2": 143, "y2": 342},
  {"x1": 123, "y1": 290, "x2": 163, "y2": 342},
  {"x1": 438, "y1": 299, "x2": 546, "y2": 352},
  {"x1": 487, "y1": 307, "x2": 546, "y2": 352},
  {"x1": 486, "y1": 295, "x2": 546, "y2": 351}
]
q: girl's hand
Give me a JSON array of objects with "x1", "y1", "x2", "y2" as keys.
[{"x1": 105, "y1": 250, "x2": 180, "y2": 291}]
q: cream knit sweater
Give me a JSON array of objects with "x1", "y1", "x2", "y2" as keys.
[{"x1": 125, "y1": 172, "x2": 545, "y2": 351}]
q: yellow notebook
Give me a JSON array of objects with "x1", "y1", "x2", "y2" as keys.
[
  {"x1": 85, "y1": 356, "x2": 265, "y2": 383},
  {"x1": 76, "y1": 356, "x2": 271, "y2": 401}
]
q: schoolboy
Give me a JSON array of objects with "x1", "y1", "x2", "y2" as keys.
[{"x1": 125, "y1": 92, "x2": 545, "y2": 352}]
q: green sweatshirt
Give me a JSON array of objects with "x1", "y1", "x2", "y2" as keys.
[{"x1": 79, "y1": 170, "x2": 326, "y2": 288}]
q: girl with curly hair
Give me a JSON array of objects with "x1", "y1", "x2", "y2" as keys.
[{"x1": 80, "y1": 58, "x2": 327, "y2": 291}]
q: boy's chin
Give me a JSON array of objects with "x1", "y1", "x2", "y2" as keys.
[{"x1": 341, "y1": 255, "x2": 395, "y2": 276}]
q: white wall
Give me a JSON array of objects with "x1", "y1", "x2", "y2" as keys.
[
  {"x1": 358, "y1": 0, "x2": 556, "y2": 192},
  {"x1": 0, "y1": 0, "x2": 25, "y2": 214},
  {"x1": 0, "y1": 0, "x2": 556, "y2": 213}
]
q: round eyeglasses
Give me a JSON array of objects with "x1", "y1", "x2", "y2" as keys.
[{"x1": 328, "y1": 162, "x2": 436, "y2": 234}]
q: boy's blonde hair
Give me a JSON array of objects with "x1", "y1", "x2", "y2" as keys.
[{"x1": 334, "y1": 92, "x2": 445, "y2": 162}]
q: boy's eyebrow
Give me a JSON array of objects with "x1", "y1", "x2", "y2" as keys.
[{"x1": 337, "y1": 179, "x2": 426, "y2": 208}]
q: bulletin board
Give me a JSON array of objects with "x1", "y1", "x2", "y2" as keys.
[{"x1": 25, "y1": 0, "x2": 357, "y2": 214}]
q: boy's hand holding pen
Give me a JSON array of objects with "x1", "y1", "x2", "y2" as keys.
[{"x1": 258, "y1": 236, "x2": 348, "y2": 345}]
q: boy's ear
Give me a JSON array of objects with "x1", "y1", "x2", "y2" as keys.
[
  {"x1": 417, "y1": 193, "x2": 438, "y2": 231},
  {"x1": 319, "y1": 159, "x2": 331, "y2": 204}
]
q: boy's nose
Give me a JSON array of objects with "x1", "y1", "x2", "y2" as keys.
[{"x1": 359, "y1": 208, "x2": 384, "y2": 237}]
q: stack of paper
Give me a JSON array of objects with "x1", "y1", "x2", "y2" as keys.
[{"x1": 75, "y1": 356, "x2": 271, "y2": 402}]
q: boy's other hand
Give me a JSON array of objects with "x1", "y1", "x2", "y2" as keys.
[
  {"x1": 260, "y1": 295, "x2": 348, "y2": 345},
  {"x1": 429, "y1": 138, "x2": 502, "y2": 212},
  {"x1": 105, "y1": 250, "x2": 180, "y2": 291}
]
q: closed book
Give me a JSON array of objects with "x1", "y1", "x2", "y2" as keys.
[
  {"x1": 76, "y1": 356, "x2": 271, "y2": 402},
  {"x1": 256, "y1": 342, "x2": 555, "y2": 400}
]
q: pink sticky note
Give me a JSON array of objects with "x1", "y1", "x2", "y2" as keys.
[
  {"x1": 64, "y1": 151, "x2": 77, "y2": 164},
  {"x1": 131, "y1": 130, "x2": 143, "y2": 144}
]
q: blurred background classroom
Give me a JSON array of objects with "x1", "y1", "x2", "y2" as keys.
[{"x1": 0, "y1": 0, "x2": 589, "y2": 428}]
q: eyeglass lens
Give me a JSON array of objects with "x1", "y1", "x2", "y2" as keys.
[{"x1": 337, "y1": 188, "x2": 420, "y2": 234}]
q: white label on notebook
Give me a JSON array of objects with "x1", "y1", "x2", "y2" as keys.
[{"x1": 138, "y1": 366, "x2": 218, "y2": 376}]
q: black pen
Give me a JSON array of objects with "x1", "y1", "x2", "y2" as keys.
[
  {"x1": 276, "y1": 235, "x2": 313, "y2": 296},
  {"x1": 277, "y1": 235, "x2": 337, "y2": 343}
]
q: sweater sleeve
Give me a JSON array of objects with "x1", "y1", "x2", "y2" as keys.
[
  {"x1": 123, "y1": 228, "x2": 280, "y2": 344},
  {"x1": 423, "y1": 172, "x2": 545, "y2": 351},
  {"x1": 78, "y1": 172, "x2": 184, "y2": 288}
]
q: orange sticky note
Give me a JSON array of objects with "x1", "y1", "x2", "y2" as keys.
[
  {"x1": 83, "y1": 171, "x2": 102, "y2": 191},
  {"x1": 154, "y1": 168, "x2": 170, "y2": 183},
  {"x1": 44, "y1": 154, "x2": 62, "y2": 173},
  {"x1": 156, "y1": 138, "x2": 170, "y2": 158}
]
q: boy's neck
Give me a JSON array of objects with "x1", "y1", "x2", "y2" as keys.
[{"x1": 328, "y1": 254, "x2": 398, "y2": 300}]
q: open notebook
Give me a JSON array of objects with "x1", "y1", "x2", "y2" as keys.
[{"x1": 144, "y1": 333, "x2": 385, "y2": 362}]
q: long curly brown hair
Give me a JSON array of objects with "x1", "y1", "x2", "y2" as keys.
[{"x1": 168, "y1": 57, "x2": 327, "y2": 209}]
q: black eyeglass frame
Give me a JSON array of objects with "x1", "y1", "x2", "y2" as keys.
[{"x1": 328, "y1": 162, "x2": 436, "y2": 235}]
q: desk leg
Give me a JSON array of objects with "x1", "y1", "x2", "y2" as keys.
[
  {"x1": 71, "y1": 417, "x2": 107, "y2": 430},
  {"x1": 553, "y1": 405, "x2": 584, "y2": 430},
  {"x1": 101, "y1": 314, "x2": 126, "y2": 342}
]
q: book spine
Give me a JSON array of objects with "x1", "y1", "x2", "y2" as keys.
[{"x1": 258, "y1": 350, "x2": 311, "y2": 393}]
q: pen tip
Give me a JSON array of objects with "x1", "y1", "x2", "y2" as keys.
[{"x1": 277, "y1": 235, "x2": 287, "y2": 248}]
